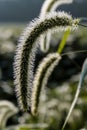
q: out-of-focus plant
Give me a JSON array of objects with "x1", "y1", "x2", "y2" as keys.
[
  {"x1": 40, "y1": 0, "x2": 73, "y2": 52},
  {"x1": 0, "y1": 100, "x2": 18, "y2": 130}
]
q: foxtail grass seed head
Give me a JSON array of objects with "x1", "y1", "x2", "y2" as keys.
[
  {"x1": 14, "y1": 11, "x2": 79, "y2": 112},
  {"x1": 40, "y1": 0, "x2": 73, "y2": 52},
  {"x1": 31, "y1": 53, "x2": 61, "y2": 115},
  {"x1": 40, "y1": 0, "x2": 73, "y2": 17}
]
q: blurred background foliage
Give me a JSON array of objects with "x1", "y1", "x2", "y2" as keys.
[{"x1": 0, "y1": 0, "x2": 87, "y2": 130}]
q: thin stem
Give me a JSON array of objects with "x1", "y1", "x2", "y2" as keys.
[
  {"x1": 79, "y1": 17, "x2": 87, "y2": 23},
  {"x1": 78, "y1": 23, "x2": 87, "y2": 28},
  {"x1": 78, "y1": 17, "x2": 87, "y2": 28},
  {"x1": 61, "y1": 50, "x2": 87, "y2": 56},
  {"x1": 57, "y1": 28, "x2": 70, "y2": 54},
  {"x1": 62, "y1": 50, "x2": 87, "y2": 70}
]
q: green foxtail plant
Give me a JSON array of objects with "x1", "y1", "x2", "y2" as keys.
[
  {"x1": 40, "y1": 0, "x2": 73, "y2": 52},
  {"x1": 14, "y1": 11, "x2": 79, "y2": 112},
  {"x1": 31, "y1": 53, "x2": 61, "y2": 115}
]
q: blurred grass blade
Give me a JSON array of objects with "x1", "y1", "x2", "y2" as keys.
[{"x1": 61, "y1": 58, "x2": 87, "y2": 130}]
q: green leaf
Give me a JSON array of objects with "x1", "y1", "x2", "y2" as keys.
[
  {"x1": 61, "y1": 58, "x2": 87, "y2": 130},
  {"x1": 79, "y1": 58, "x2": 87, "y2": 87}
]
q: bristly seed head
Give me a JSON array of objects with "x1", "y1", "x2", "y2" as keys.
[
  {"x1": 14, "y1": 11, "x2": 79, "y2": 112},
  {"x1": 31, "y1": 53, "x2": 61, "y2": 115}
]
